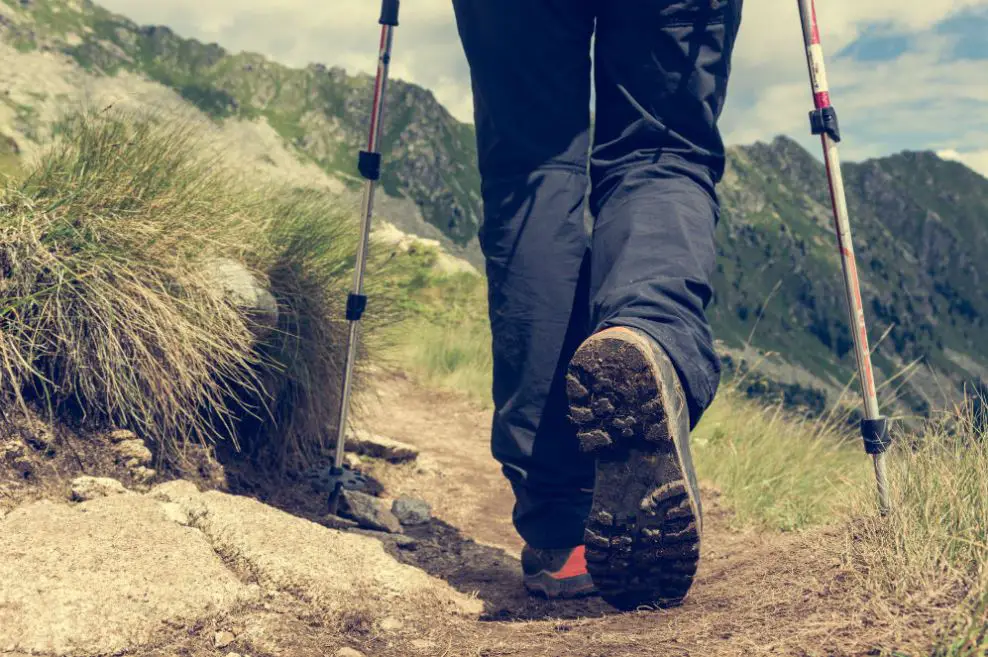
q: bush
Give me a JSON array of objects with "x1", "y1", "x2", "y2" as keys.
[{"x1": 0, "y1": 109, "x2": 391, "y2": 471}]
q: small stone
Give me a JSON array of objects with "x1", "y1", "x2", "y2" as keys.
[
  {"x1": 339, "y1": 489, "x2": 403, "y2": 534},
  {"x1": 378, "y1": 616, "x2": 403, "y2": 632},
  {"x1": 70, "y1": 476, "x2": 130, "y2": 502},
  {"x1": 343, "y1": 452, "x2": 362, "y2": 469},
  {"x1": 108, "y1": 429, "x2": 138, "y2": 443},
  {"x1": 0, "y1": 439, "x2": 27, "y2": 462},
  {"x1": 335, "y1": 648, "x2": 365, "y2": 657},
  {"x1": 214, "y1": 630, "x2": 236, "y2": 649},
  {"x1": 321, "y1": 514, "x2": 359, "y2": 530},
  {"x1": 113, "y1": 439, "x2": 152, "y2": 467},
  {"x1": 132, "y1": 466, "x2": 157, "y2": 483},
  {"x1": 391, "y1": 496, "x2": 431, "y2": 527},
  {"x1": 394, "y1": 535, "x2": 418, "y2": 550},
  {"x1": 346, "y1": 429, "x2": 419, "y2": 463}
]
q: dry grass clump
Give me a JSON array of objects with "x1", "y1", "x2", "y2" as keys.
[
  {"x1": 846, "y1": 395, "x2": 988, "y2": 655},
  {"x1": 0, "y1": 109, "x2": 389, "y2": 470}
]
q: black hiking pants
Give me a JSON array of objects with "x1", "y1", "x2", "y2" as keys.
[{"x1": 452, "y1": 0, "x2": 743, "y2": 549}]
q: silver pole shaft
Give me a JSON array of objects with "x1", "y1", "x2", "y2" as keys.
[{"x1": 332, "y1": 22, "x2": 396, "y2": 471}]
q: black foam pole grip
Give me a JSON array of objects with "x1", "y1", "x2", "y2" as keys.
[
  {"x1": 861, "y1": 417, "x2": 892, "y2": 455},
  {"x1": 380, "y1": 0, "x2": 400, "y2": 26}
]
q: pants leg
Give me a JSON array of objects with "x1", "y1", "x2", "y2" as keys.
[
  {"x1": 452, "y1": 0, "x2": 597, "y2": 549},
  {"x1": 590, "y1": 0, "x2": 744, "y2": 429}
]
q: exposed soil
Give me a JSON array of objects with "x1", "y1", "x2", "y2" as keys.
[{"x1": 0, "y1": 371, "x2": 956, "y2": 657}]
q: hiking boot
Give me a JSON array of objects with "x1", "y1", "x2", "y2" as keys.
[
  {"x1": 566, "y1": 326, "x2": 703, "y2": 611},
  {"x1": 522, "y1": 545, "x2": 598, "y2": 599}
]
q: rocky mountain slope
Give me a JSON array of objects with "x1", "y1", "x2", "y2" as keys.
[
  {"x1": 3, "y1": 0, "x2": 987, "y2": 416},
  {"x1": 0, "y1": 0, "x2": 481, "y2": 247},
  {"x1": 714, "y1": 137, "x2": 988, "y2": 416}
]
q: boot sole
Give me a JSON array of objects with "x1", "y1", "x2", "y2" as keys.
[{"x1": 566, "y1": 328, "x2": 701, "y2": 611}]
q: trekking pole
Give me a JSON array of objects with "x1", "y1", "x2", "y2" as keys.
[
  {"x1": 796, "y1": 0, "x2": 893, "y2": 515},
  {"x1": 327, "y1": 0, "x2": 400, "y2": 516}
]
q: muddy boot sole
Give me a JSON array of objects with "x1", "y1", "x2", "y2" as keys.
[{"x1": 566, "y1": 327, "x2": 702, "y2": 611}]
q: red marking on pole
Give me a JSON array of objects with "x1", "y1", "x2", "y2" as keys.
[
  {"x1": 367, "y1": 27, "x2": 388, "y2": 151},
  {"x1": 814, "y1": 91, "x2": 830, "y2": 110},
  {"x1": 809, "y1": 0, "x2": 822, "y2": 45}
]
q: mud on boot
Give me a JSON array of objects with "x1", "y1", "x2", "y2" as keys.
[{"x1": 566, "y1": 327, "x2": 703, "y2": 611}]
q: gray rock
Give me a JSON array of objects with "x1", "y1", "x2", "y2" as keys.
[
  {"x1": 391, "y1": 496, "x2": 431, "y2": 527},
  {"x1": 0, "y1": 496, "x2": 249, "y2": 656},
  {"x1": 152, "y1": 483, "x2": 481, "y2": 619},
  {"x1": 203, "y1": 257, "x2": 278, "y2": 337},
  {"x1": 394, "y1": 535, "x2": 418, "y2": 550},
  {"x1": 339, "y1": 489, "x2": 403, "y2": 534},
  {"x1": 113, "y1": 439, "x2": 152, "y2": 467},
  {"x1": 107, "y1": 429, "x2": 138, "y2": 443},
  {"x1": 335, "y1": 648, "x2": 365, "y2": 657},
  {"x1": 70, "y1": 476, "x2": 130, "y2": 502},
  {"x1": 131, "y1": 466, "x2": 157, "y2": 484},
  {"x1": 346, "y1": 429, "x2": 419, "y2": 463},
  {"x1": 214, "y1": 630, "x2": 236, "y2": 648},
  {"x1": 159, "y1": 502, "x2": 190, "y2": 526},
  {"x1": 321, "y1": 513, "x2": 359, "y2": 531}
]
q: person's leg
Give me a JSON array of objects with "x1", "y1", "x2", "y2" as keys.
[
  {"x1": 566, "y1": 0, "x2": 743, "y2": 609},
  {"x1": 590, "y1": 0, "x2": 743, "y2": 432},
  {"x1": 451, "y1": 0, "x2": 597, "y2": 551}
]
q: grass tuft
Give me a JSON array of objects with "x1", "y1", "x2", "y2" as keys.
[
  {"x1": 0, "y1": 108, "x2": 385, "y2": 471},
  {"x1": 846, "y1": 396, "x2": 988, "y2": 654}
]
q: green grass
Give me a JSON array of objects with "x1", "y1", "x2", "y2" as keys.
[
  {"x1": 691, "y1": 388, "x2": 873, "y2": 531},
  {"x1": 369, "y1": 247, "x2": 494, "y2": 405}
]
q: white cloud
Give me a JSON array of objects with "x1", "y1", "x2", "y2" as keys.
[{"x1": 938, "y1": 149, "x2": 988, "y2": 177}]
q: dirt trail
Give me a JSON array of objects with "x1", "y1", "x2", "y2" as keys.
[
  {"x1": 359, "y1": 372, "x2": 939, "y2": 657},
  {"x1": 0, "y1": 370, "x2": 944, "y2": 657}
]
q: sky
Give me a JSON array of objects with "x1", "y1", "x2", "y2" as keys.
[{"x1": 98, "y1": 0, "x2": 988, "y2": 177}]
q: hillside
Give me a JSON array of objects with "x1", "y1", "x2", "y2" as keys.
[
  {"x1": 714, "y1": 138, "x2": 988, "y2": 416},
  {"x1": 0, "y1": 0, "x2": 482, "y2": 247},
  {"x1": 3, "y1": 0, "x2": 988, "y2": 417}
]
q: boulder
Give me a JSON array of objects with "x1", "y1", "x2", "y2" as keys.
[
  {"x1": 154, "y1": 484, "x2": 481, "y2": 619},
  {"x1": 340, "y1": 489, "x2": 403, "y2": 534},
  {"x1": 391, "y1": 495, "x2": 432, "y2": 526},
  {"x1": 202, "y1": 257, "x2": 278, "y2": 337},
  {"x1": 0, "y1": 496, "x2": 250, "y2": 656},
  {"x1": 347, "y1": 429, "x2": 419, "y2": 463},
  {"x1": 69, "y1": 476, "x2": 130, "y2": 502}
]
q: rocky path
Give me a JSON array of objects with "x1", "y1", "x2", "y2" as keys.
[{"x1": 0, "y1": 371, "x2": 942, "y2": 657}]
